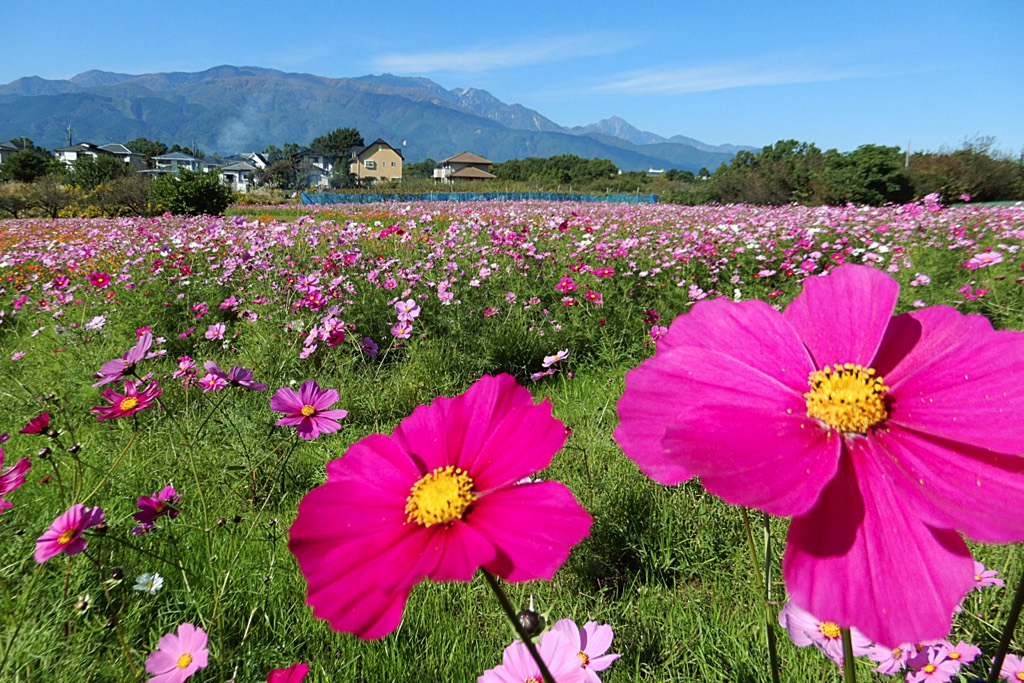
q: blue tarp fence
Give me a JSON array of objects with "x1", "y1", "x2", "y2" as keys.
[{"x1": 301, "y1": 191, "x2": 658, "y2": 205}]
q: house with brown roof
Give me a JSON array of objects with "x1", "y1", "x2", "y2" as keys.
[
  {"x1": 348, "y1": 139, "x2": 403, "y2": 184},
  {"x1": 433, "y1": 152, "x2": 497, "y2": 183}
]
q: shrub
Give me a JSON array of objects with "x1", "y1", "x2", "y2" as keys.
[{"x1": 150, "y1": 169, "x2": 234, "y2": 215}]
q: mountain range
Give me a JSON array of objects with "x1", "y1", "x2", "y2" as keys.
[{"x1": 0, "y1": 65, "x2": 754, "y2": 172}]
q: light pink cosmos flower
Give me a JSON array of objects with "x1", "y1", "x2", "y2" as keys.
[
  {"x1": 202, "y1": 362, "x2": 267, "y2": 391},
  {"x1": 92, "y1": 380, "x2": 162, "y2": 421},
  {"x1": 391, "y1": 321, "x2": 412, "y2": 339},
  {"x1": 866, "y1": 641, "x2": 916, "y2": 675},
  {"x1": 144, "y1": 622, "x2": 209, "y2": 683},
  {"x1": 479, "y1": 630, "x2": 587, "y2": 683},
  {"x1": 198, "y1": 373, "x2": 229, "y2": 392},
  {"x1": 542, "y1": 349, "x2": 570, "y2": 368},
  {"x1": 289, "y1": 374, "x2": 592, "y2": 639},
  {"x1": 395, "y1": 299, "x2": 421, "y2": 322},
  {"x1": 1000, "y1": 653, "x2": 1024, "y2": 681},
  {"x1": 204, "y1": 323, "x2": 226, "y2": 341},
  {"x1": 778, "y1": 601, "x2": 871, "y2": 668},
  {"x1": 973, "y1": 560, "x2": 1005, "y2": 590},
  {"x1": 616, "y1": 263, "x2": 1024, "y2": 647},
  {"x1": 0, "y1": 447, "x2": 31, "y2": 514},
  {"x1": 35, "y1": 504, "x2": 105, "y2": 563},
  {"x1": 270, "y1": 381, "x2": 347, "y2": 440},
  {"x1": 549, "y1": 618, "x2": 621, "y2": 682},
  {"x1": 267, "y1": 663, "x2": 308, "y2": 683}
]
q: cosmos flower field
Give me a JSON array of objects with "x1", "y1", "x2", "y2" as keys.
[{"x1": 2, "y1": 198, "x2": 1024, "y2": 682}]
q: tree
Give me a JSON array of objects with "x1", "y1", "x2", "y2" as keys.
[
  {"x1": 92, "y1": 175, "x2": 157, "y2": 216},
  {"x1": 169, "y1": 143, "x2": 207, "y2": 159},
  {"x1": 403, "y1": 158, "x2": 437, "y2": 180},
  {"x1": 151, "y1": 169, "x2": 233, "y2": 215},
  {"x1": 819, "y1": 145, "x2": 912, "y2": 206},
  {"x1": 0, "y1": 182, "x2": 33, "y2": 218},
  {"x1": 124, "y1": 137, "x2": 168, "y2": 165},
  {"x1": 0, "y1": 150, "x2": 51, "y2": 183},
  {"x1": 28, "y1": 176, "x2": 75, "y2": 218},
  {"x1": 262, "y1": 142, "x2": 303, "y2": 164},
  {"x1": 309, "y1": 128, "x2": 364, "y2": 158},
  {"x1": 67, "y1": 154, "x2": 131, "y2": 191}
]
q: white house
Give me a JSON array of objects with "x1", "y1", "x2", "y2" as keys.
[{"x1": 220, "y1": 161, "x2": 259, "y2": 192}]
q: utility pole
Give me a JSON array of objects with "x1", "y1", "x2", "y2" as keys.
[
  {"x1": 905, "y1": 139, "x2": 911, "y2": 169},
  {"x1": 67, "y1": 124, "x2": 73, "y2": 147}
]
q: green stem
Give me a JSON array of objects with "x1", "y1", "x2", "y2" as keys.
[
  {"x1": 81, "y1": 428, "x2": 137, "y2": 505},
  {"x1": 987, "y1": 564, "x2": 1024, "y2": 683},
  {"x1": 841, "y1": 627, "x2": 857, "y2": 683},
  {"x1": 482, "y1": 570, "x2": 555, "y2": 683},
  {"x1": 741, "y1": 508, "x2": 781, "y2": 683}
]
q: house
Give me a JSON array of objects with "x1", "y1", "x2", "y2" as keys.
[
  {"x1": 433, "y1": 152, "x2": 497, "y2": 183},
  {"x1": 293, "y1": 149, "x2": 335, "y2": 188},
  {"x1": 54, "y1": 142, "x2": 115, "y2": 166},
  {"x1": 348, "y1": 139, "x2": 403, "y2": 184},
  {"x1": 152, "y1": 152, "x2": 221, "y2": 174},
  {"x1": 220, "y1": 161, "x2": 259, "y2": 192},
  {"x1": 99, "y1": 144, "x2": 147, "y2": 169},
  {"x1": 224, "y1": 152, "x2": 268, "y2": 170},
  {"x1": 0, "y1": 140, "x2": 19, "y2": 166}
]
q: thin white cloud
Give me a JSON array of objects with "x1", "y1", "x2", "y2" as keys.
[
  {"x1": 370, "y1": 33, "x2": 634, "y2": 74},
  {"x1": 592, "y1": 58, "x2": 867, "y2": 95}
]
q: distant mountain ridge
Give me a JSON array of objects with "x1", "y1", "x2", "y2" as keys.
[{"x1": 0, "y1": 66, "x2": 755, "y2": 172}]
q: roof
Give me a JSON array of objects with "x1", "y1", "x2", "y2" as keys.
[
  {"x1": 0, "y1": 141, "x2": 19, "y2": 151},
  {"x1": 439, "y1": 151, "x2": 493, "y2": 165},
  {"x1": 55, "y1": 142, "x2": 111, "y2": 154},
  {"x1": 154, "y1": 152, "x2": 202, "y2": 161},
  {"x1": 100, "y1": 143, "x2": 135, "y2": 155},
  {"x1": 220, "y1": 161, "x2": 258, "y2": 172},
  {"x1": 352, "y1": 138, "x2": 404, "y2": 160},
  {"x1": 448, "y1": 166, "x2": 497, "y2": 180}
]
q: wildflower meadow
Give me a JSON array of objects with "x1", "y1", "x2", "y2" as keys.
[{"x1": 2, "y1": 197, "x2": 1024, "y2": 682}]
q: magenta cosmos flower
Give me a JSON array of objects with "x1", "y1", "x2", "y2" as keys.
[
  {"x1": 270, "y1": 381, "x2": 347, "y2": 440},
  {"x1": 616, "y1": 264, "x2": 1024, "y2": 647},
  {"x1": 289, "y1": 374, "x2": 592, "y2": 639},
  {"x1": 144, "y1": 622, "x2": 209, "y2": 683},
  {"x1": 267, "y1": 662, "x2": 308, "y2": 683},
  {"x1": 35, "y1": 504, "x2": 105, "y2": 563},
  {"x1": 19, "y1": 412, "x2": 50, "y2": 435},
  {"x1": 92, "y1": 379, "x2": 162, "y2": 421},
  {"x1": 479, "y1": 629, "x2": 587, "y2": 683},
  {"x1": 1, "y1": 448, "x2": 31, "y2": 514},
  {"x1": 133, "y1": 485, "x2": 182, "y2": 535},
  {"x1": 202, "y1": 361, "x2": 267, "y2": 391}
]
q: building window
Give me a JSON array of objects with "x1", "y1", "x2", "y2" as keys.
[{"x1": 364, "y1": 160, "x2": 376, "y2": 169}]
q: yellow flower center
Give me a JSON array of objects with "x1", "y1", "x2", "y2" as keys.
[
  {"x1": 176, "y1": 653, "x2": 192, "y2": 669},
  {"x1": 300, "y1": 405, "x2": 316, "y2": 417},
  {"x1": 805, "y1": 363, "x2": 889, "y2": 434},
  {"x1": 949, "y1": 652, "x2": 961, "y2": 660},
  {"x1": 57, "y1": 529, "x2": 75, "y2": 545},
  {"x1": 974, "y1": 574, "x2": 982, "y2": 581},
  {"x1": 819, "y1": 621, "x2": 841, "y2": 639},
  {"x1": 578, "y1": 651, "x2": 590, "y2": 667},
  {"x1": 924, "y1": 663, "x2": 936, "y2": 673},
  {"x1": 405, "y1": 466, "x2": 476, "y2": 527},
  {"x1": 892, "y1": 648, "x2": 902, "y2": 658},
  {"x1": 1016, "y1": 673, "x2": 1024, "y2": 681},
  {"x1": 524, "y1": 679, "x2": 541, "y2": 683},
  {"x1": 119, "y1": 397, "x2": 139, "y2": 412}
]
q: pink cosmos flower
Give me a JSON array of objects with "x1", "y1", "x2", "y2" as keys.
[
  {"x1": 93, "y1": 331, "x2": 153, "y2": 386},
  {"x1": 360, "y1": 337, "x2": 379, "y2": 357},
  {"x1": 866, "y1": 641, "x2": 916, "y2": 675},
  {"x1": 267, "y1": 663, "x2": 308, "y2": 683},
  {"x1": 198, "y1": 373, "x2": 229, "y2": 392},
  {"x1": 89, "y1": 272, "x2": 111, "y2": 288},
  {"x1": 905, "y1": 643, "x2": 961, "y2": 683},
  {"x1": 145, "y1": 622, "x2": 209, "y2": 683},
  {"x1": 172, "y1": 356, "x2": 196, "y2": 379},
  {"x1": 0, "y1": 448, "x2": 31, "y2": 514},
  {"x1": 133, "y1": 486, "x2": 181, "y2": 536},
  {"x1": 205, "y1": 323, "x2": 226, "y2": 341},
  {"x1": 543, "y1": 349, "x2": 570, "y2": 368},
  {"x1": 202, "y1": 362, "x2": 267, "y2": 391},
  {"x1": 649, "y1": 325, "x2": 668, "y2": 343},
  {"x1": 1000, "y1": 653, "x2": 1024, "y2": 681},
  {"x1": 34, "y1": 504, "x2": 105, "y2": 563},
  {"x1": 395, "y1": 299, "x2": 421, "y2": 322},
  {"x1": 616, "y1": 263, "x2": 1024, "y2": 647},
  {"x1": 549, "y1": 618, "x2": 620, "y2": 682},
  {"x1": 19, "y1": 412, "x2": 50, "y2": 435},
  {"x1": 270, "y1": 381, "x2": 347, "y2": 440},
  {"x1": 289, "y1": 374, "x2": 592, "y2": 639},
  {"x1": 92, "y1": 379, "x2": 162, "y2": 421},
  {"x1": 391, "y1": 321, "x2": 412, "y2": 339},
  {"x1": 777, "y1": 601, "x2": 871, "y2": 668},
  {"x1": 479, "y1": 630, "x2": 587, "y2": 683},
  {"x1": 973, "y1": 560, "x2": 1005, "y2": 590}
]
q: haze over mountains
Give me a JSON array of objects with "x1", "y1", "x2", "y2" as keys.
[{"x1": 0, "y1": 65, "x2": 754, "y2": 172}]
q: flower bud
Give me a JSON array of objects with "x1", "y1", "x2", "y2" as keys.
[
  {"x1": 516, "y1": 609, "x2": 544, "y2": 636},
  {"x1": 37, "y1": 447, "x2": 51, "y2": 459}
]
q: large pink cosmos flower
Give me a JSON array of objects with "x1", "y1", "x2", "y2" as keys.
[
  {"x1": 93, "y1": 331, "x2": 152, "y2": 387},
  {"x1": 144, "y1": 622, "x2": 209, "y2": 683},
  {"x1": 0, "y1": 448, "x2": 31, "y2": 514},
  {"x1": 267, "y1": 662, "x2": 308, "y2": 683},
  {"x1": 35, "y1": 504, "x2": 105, "y2": 563},
  {"x1": 616, "y1": 264, "x2": 1024, "y2": 647},
  {"x1": 479, "y1": 630, "x2": 587, "y2": 683},
  {"x1": 270, "y1": 381, "x2": 347, "y2": 440},
  {"x1": 549, "y1": 618, "x2": 621, "y2": 683},
  {"x1": 289, "y1": 374, "x2": 592, "y2": 639}
]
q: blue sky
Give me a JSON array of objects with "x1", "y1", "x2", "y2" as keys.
[{"x1": 4, "y1": 0, "x2": 1022, "y2": 154}]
